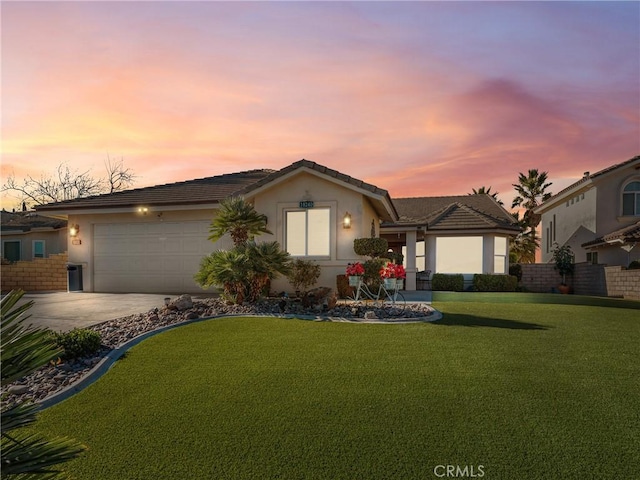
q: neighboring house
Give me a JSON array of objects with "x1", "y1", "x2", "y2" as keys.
[
  {"x1": 535, "y1": 155, "x2": 640, "y2": 267},
  {"x1": 35, "y1": 160, "x2": 520, "y2": 294},
  {"x1": 0, "y1": 210, "x2": 68, "y2": 262}
]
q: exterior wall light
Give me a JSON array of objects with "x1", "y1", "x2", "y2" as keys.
[
  {"x1": 138, "y1": 207, "x2": 149, "y2": 215},
  {"x1": 343, "y1": 212, "x2": 352, "y2": 229},
  {"x1": 69, "y1": 224, "x2": 79, "y2": 237}
]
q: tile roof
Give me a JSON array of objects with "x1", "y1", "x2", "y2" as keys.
[
  {"x1": 1, "y1": 210, "x2": 67, "y2": 231},
  {"x1": 238, "y1": 159, "x2": 391, "y2": 198},
  {"x1": 582, "y1": 221, "x2": 640, "y2": 248},
  {"x1": 390, "y1": 195, "x2": 520, "y2": 231},
  {"x1": 36, "y1": 169, "x2": 275, "y2": 211},
  {"x1": 539, "y1": 155, "x2": 640, "y2": 208}
]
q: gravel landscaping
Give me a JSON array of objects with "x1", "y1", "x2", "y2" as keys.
[{"x1": 2, "y1": 295, "x2": 436, "y2": 408}]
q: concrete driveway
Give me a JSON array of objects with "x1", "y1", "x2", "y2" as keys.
[{"x1": 13, "y1": 292, "x2": 188, "y2": 332}]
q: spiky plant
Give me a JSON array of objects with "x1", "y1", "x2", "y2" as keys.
[{"x1": 1, "y1": 290, "x2": 86, "y2": 478}]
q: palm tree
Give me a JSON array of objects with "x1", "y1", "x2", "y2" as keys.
[
  {"x1": 511, "y1": 169, "x2": 553, "y2": 232},
  {"x1": 208, "y1": 196, "x2": 272, "y2": 246},
  {"x1": 1, "y1": 290, "x2": 85, "y2": 478},
  {"x1": 470, "y1": 186, "x2": 504, "y2": 206},
  {"x1": 195, "y1": 241, "x2": 290, "y2": 303}
]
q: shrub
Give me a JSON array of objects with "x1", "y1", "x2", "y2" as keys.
[
  {"x1": 509, "y1": 263, "x2": 522, "y2": 282},
  {"x1": 628, "y1": 260, "x2": 640, "y2": 270},
  {"x1": 431, "y1": 273, "x2": 464, "y2": 292},
  {"x1": 353, "y1": 238, "x2": 388, "y2": 258},
  {"x1": 473, "y1": 274, "x2": 518, "y2": 292},
  {"x1": 51, "y1": 328, "x2": 102, "y2": 360},
  {"x1": 287, "y1": 259, "x2": 321, "y2": 294},
  {"x1": 363, "y1": 258, "x2": 386, "y2": 289}
]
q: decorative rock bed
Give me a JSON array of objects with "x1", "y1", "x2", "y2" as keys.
[{"x1": 1, "y1": 295, "x2": 438, "y2": 408}]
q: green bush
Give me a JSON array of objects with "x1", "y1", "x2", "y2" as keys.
[
  {"x1": 51, "y1": 328, "x2": 102, "y2": 360},
  {"x1": 353, "y1": 238, "x2": 388, "y2": 258},
  {"x1": 431, "y1": 273, "x2": 464, "y2": 292},
  {"x1": 508, "y1": 263, "x2": 522, "y2": 282},
  {"x1": 363, "y1": 258, "x2": 386, "y2": 289},
  {"x1": 287, "y1": 259, "x2": 321, "y2": 294},
  {"x1": 628, "y1": 260, "x2": 640, "y2": 270},
  {"x1": 473, "y1": 274, "x2": 518, "y2": 292}
]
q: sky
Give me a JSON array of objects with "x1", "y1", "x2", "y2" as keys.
[{"x1": 2, "y1": 1, "x2": 639, "y2": 210}]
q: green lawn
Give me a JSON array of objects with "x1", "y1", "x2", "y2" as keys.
[{"x1": 30, "y1": 299, "x2": 639, "y2": 479}]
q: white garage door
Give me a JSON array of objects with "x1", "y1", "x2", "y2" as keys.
[{"x1": 93, "y1": 221, "x2": 228, "y2": 293}]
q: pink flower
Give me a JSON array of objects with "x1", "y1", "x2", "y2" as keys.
[
  {"x1": 346, "y1": 262, "x2": 365, "y2": 276},
  {"x1": 380, "y1": 262, "x2": 406, "y2": 279}
]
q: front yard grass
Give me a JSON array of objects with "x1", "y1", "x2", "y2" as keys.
[{"x1": 29, "y1": 299, "x2": 639, "y2": 479}]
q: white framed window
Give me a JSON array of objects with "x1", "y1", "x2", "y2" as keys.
[
  {"x1": 436, "y1": 236, "x2": 483, "y2": 274},
  {"x1": 33, "y1": 240, "x2": 45, "y2": 259},
  {"x1": 402, "y1": 240, "x2": 426, "y2": 271},
  {"x1": 285, "y1": 208, "x2": 331, "y2": 257},
  {"x1": 494, "y1": 236, "x2": 507, "y2": 274},
  {"x1": 622, "y1": 181, "x2": 640, "y2": 216}
]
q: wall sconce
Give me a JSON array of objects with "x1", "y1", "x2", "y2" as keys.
[
  {"x1": 69, "y1": 224, "x2": 79, "y2": 237},
  {"x1": 138, "y1": 207, "x2": 149, "y2": 215},
  {"x1": 343, "y1": 212, "x2": 352, "y2": 229}
]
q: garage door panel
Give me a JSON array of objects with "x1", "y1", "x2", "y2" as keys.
[{"x1": 93, "y1": 221, "x2": 214, "y2": 293}]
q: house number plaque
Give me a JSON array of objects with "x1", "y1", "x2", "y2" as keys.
[{"x1": 299, "y1": 201, "x2": 314, "y2": 208}]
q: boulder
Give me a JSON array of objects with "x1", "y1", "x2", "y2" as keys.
[
  {"x1": 302, "y1": 287, "x2": 336, "y2": 311},
  {"x1": 170, "y1": 294, "x2": 193, "y2": 311}
]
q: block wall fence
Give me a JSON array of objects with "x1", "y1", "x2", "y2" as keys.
[
  {"x1": 520, "y1": 263, "x2": 639, "y2": 300},
  {"x1": 1, "y1": 252, "x2": 68, "y2": 292}
]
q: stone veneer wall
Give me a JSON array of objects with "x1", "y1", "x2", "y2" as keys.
[
  {"x1": 1, "y1": 252, "x2": 68, "y2": 292},
  {"x1": 604, "y1": 266, "x2": 640, "y2": 300}
]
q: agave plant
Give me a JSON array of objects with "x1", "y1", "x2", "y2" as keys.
[{"x1": 1, "y1": 290, "x2": 85, "y2": 478}]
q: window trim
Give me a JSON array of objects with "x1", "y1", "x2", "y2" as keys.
[
  {"x1": 283, "y1": 204, "x2": 334, "y2": 259},
  {"x1": 621, "y1": 180, "x2": 640, "y2": 217},
  {"x1": 32, "y1": 240, "x2": 46, "y2": 259}
]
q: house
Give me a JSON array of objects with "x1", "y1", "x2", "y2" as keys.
[
  {"x1": 534, "y1": 155, "x2": 640, "y2": 267},
  {"x1": 35, "y1": 160, "x2": 520, "y2": 294},
  {"x1": 1, "y1": 210, "x2": 68, "y2": 262}
]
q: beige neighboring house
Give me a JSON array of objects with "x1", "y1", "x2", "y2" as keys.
[
  {"x1": 535, "y1": 155, "x2": 640, "y2": 267},
  {"x1": 35, "y1": 160, "x2": 520, "y2": 294},
  {"x1": 1, "y1": 210, "x2": 68, "y2": 262}
]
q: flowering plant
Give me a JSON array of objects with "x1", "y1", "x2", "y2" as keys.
[
  {"x1": 346, "y1": 262, "x2": 365, "y2": 276},
  {"x1": 380, "y1": 262, "x2": 406, "y2": 279}
]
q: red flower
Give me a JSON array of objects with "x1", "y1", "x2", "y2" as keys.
[
  {"x1": 380, "y1": 262, "x2": 406, "y2": 279},
  {"x1": 346, "y1": 262, "x2": 365, "y2": 276}
]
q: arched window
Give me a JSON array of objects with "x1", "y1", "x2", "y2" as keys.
[{"x1": 622, "y1": 181, "x2": 640, "y2": 216}]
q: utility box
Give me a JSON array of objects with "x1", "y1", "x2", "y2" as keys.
[{"x1": 67, "y1": 264, "x2": 83, "y2": 292}]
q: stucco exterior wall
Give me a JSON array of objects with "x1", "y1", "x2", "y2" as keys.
[
  {"x1": 251, "y1": 171, "x2": 375, "y2": 292},
  {"x1": 539, "y1": 187, "x2": 596, "y2": 263},
  {"x1": 539, "y1": 161, "x2": 640, "y2": 265},
  {"x1": 1, "y1": 229, "x2": 67, "y2": 261}
]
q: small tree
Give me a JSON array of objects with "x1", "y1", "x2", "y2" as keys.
[
  {"x1": 552, "y1": 243, "x2": 574, "y2": 285},
  {"x1": 208, "y1": 197, "x2": 271, "y2": 246},
  {"x1": 287, "y1": 259, "x2": 321, "y2": 295},
  {"x1": 1, "y1": 290, "x2": 86, "y2": 478}
]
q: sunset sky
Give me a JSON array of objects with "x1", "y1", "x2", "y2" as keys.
[{"x1": 2, "y1": 1, "x2": 639, "y2": 210}]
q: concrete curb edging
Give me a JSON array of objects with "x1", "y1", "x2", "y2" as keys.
[{"x1": 37, "y1": 310, "x2": 442, "y2": 411}]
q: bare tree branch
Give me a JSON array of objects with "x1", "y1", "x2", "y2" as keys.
[{"x1": 1, "y1": 158, "x2": 136, "y2": 209}]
